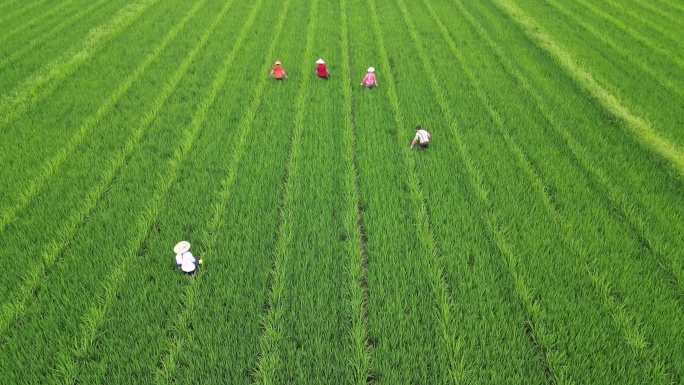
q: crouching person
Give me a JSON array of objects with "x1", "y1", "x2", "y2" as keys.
[{"x1": 174, "y1": 241, "x2": 202, "y2": 275}]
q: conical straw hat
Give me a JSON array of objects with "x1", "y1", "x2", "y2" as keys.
[
  {"x1": 174, "y1": 241, "x2": 191, "y2": 254},
  {"x1": 316, "y1": 58, "x2": 325, "y2": 64},
  {"x1": 367, "y1": 67, "x2": 375, "y2": 72}
]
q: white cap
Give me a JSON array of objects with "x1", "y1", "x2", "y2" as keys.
[
  {"x1": 174, "y1": 241, "x2": 191, "y2": 254},
  {"x1": 367, "y1": 67, "x2": 375, "y2": 72},
  {"x1": 316, "y1": 58, "x2": 325, "y2": 64}
]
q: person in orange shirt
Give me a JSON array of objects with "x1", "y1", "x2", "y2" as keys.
[{"x1": 269, "y1": 61, "x2": 287, "y2": 80}]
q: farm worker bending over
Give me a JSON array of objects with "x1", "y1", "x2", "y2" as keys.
[
  {"x1": 410, "y1": 125, "x2": 431, "y2": 150},
  {"x1": 174, "y1": 241, "x2": 202, "y2": 274},
  {"x1": 269, "y1": 61, "x2": 287, "y2": 80},
  {"x1": 360, "y1": 67, "x2": 378, "y2": 89},
  {"x1": 316, "y1": 58, "x2": 329, "y2": 79}
]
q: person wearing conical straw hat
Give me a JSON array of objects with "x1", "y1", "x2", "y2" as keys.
[
  {"x1": 174, "y1": 241, "x2": 202, "y2": 274},
  {"x1": 360, "y1": 67, "x2": 378, "y2": 89},
  {"x1": 410, "y1": 125, "x2": 431, "y2": 150},
  {"x1": 316, "y1": 58, "x2": 329, "y2": 79},
  {"x1": 269, "y1": 60, "x2": 287, "y2": 80}
]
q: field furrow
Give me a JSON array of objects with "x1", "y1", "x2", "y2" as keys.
[
  {"x1": 339, "y1": 0, "x2": 373, "y2": 382},
  {"x1": 592, "y1": 0, "x2": 684, "y2": 54},
  {"x1": 251, "y1": 0, "x2": 331, "y2": 382},
  {"x1": 0, "y1": 0, "x2": 161, "y2": 126},
  {"x1": 460, "y1": 0, "x2": 684, "y2": 297},
  {"x1": 0, "y1": 0, "x2": 110, "y2": 74},
  {"x1": 0, "y1": 0, "x2": 205, "y2": 302},
  {"x1": 539, "y1": 0, "x2": 683, "y2": 100},
  {"x1": 0, "y1": 0, "x2": 206, "y2": 252},
  {"x1": 53, "y1": 0, "x2": 270, "y2": 381},
  {"x1": 574, "y1": 0, "x2": 684, "y2": 71},
  {"x1": 151, "y1": 0, "x2": 292, "y2": 383},
  {"x1": 439, "y1": 0, "x2": 684, "y2": 382},
  {"x1": 417, "y1": 1, "x2": 678, "y2": 381},
  {"x1": 0, "y1": 0, "x2": 77, "y2": 46},
  {"x1": 0, "y1": 0, "x2": 681, "y2": 382},
  {"x1": 492, "y1": 0, "x2": 684, "y2": 177},
  {"x1": 0, "y1": 1, "x2": 261, "y2": 382},
  {"x1": 0, "y1": 0, "x2": 51, "y2": 28}
]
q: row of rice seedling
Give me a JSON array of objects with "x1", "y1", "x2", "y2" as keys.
[
  {"x1": 342, "y1": 0, "x2": 464, "y2": 382},
  {"x1": 0, "y1": 0, "x2": 160, "y2": 211},
  {"x1": 67, "y1": 0, "x2": 288, "y2": 382},
  {"x1": 437, "y1": 0, "x2": 684, "y2": 381},
  {"x1": 532, "y1": 0, "x2": 684, "y2": 103},
  {"x1": 503, "y1": 0, "x2": 684, "y2": 150},
  {"x1": 423, "y1": 0, "x2": 681, "y2": 381},
  {"x1": 0, "y1": 0, "x2": 50, "y2": 27},
  {"x1": 175, "y1": 2, "x2": 313, "y2": 382},
  {"x1": 0, "y1": 0, "x2": 112, "y2": 77},
  {"x1": 488, "y1": 0, "x2": 684, "y2": 281},
  {"x1": 376, "y1": 0, "x2": 560, "y2": 382},
  {"x1": 259, "y1": 1, "x2": 358, "y2": 382},
  {"x1": 0, "y1": 1, "x2": 241, "y2": 381},
  {"x1": 0, "y1": 0, "x2": 202, "y2": 305},
  {"x1": 0, "y1": 0, "x2": 85, "y2": 46},
  {"x1": 385, "y1": 0, "x2": 667, "y2": 383},
  {"x1": 0, "y1": 0, "x2": 162, "y2": 128},
  {"x1": 253, "y1": 0, "x2": 362, "y2": 381},
  {"x1": 380, "y1": 0, "x2": 560, "y2": 382},
  {"x1": 599, "y1": 0, "x2": 684, "y2": 46},
  {"x1": 461, "y1": 0, "x2": 684, "y2": 300},
  {"x1": 338, "y1": 0, "x2": 372, "y2": 382}
]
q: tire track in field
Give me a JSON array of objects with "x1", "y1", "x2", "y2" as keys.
[
  {"x1": 369, "y1": 0, "x2": 466, "y2": 383},
  {"x1": 540, "y1": 0, "x2": 683, "y2": 100},
  {"x1": 52, "y1": 0, "x2": 265, "y2": 381},
  {"x1": 0, "y1": 0, "x2": 109, "y2": 72},
  {"x1": 251, "y1": 0, "x2": 319, "y2": 382},
  {"x1": 340, "y1": 0, "x2": 372, "y2": 382},
  {"x1": 0, "y1": 0, "x2": 50, "y2": 27},
  {"x1": 493, "y1": 0, "x2": 684, "y2": 178},
  {"x1": 0, "y1": 0, "x2": 213, "y2": 342},
  {"x1": 0, "y1": 0, "x2": 160, "y2": 128},
  {"x1": 572, "y1": 0, "x2": 684, "y2": 72},
  {"x1": 0, "y1": 0, "x2": 201, "y2": 237},
  {"x1": 449, "y1": 0, "x2": 684, "y2": 305},
  {"x1": 422, "y1": 2, "x2": 673, "y2": 382},
  {"x1": 153, "y1": 0, "x2": 292, "y2": 381},
  {"x1": 0, "y1": 0, "x2": 76, "y2": 46}
]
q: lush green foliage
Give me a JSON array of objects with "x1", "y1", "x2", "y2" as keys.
[{"x1": 0, "y1": 0, "x2": 682, "y2": 383}]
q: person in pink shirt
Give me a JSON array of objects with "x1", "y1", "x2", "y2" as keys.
[{"x1": 360, "y1": 67, "x2": 378, "y2": 89}]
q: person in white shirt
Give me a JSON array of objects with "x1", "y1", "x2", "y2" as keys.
[
  {"x1": 174, "y1": 241, "x2": 202, "y2": 274},
  {"x1": 410, "y1": 125, "x2": 431, "y2": 150}
]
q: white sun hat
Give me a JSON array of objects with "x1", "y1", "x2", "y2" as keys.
[
  {"x1": 174, "y1": 240, "x2": 191, "y2": 254},
  {"x1": 316, "y1": 58, "x2": 325, "y2": 64},
  {"x1": 367, "y1": 67, "x2": 375, "y2": 72}
]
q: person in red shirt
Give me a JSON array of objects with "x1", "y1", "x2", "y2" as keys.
[
  {"x1": 269, "y1": 61, "x2": 287, "y2": 80},
  {"x1": 316, "y1": 58, "x2": 329, "y2": 79}
]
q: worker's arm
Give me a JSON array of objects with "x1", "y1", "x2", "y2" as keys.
[
  {"x1": 410, "y1": 137, "x2": 418, "y2": 148},
  {"x1": 427, "y1": 133, "x2": 431, "y2": 140}
]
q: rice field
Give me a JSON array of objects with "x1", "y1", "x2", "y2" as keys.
[{"x1": 0, "y1": 0, "x2": 683, "y2": 383}]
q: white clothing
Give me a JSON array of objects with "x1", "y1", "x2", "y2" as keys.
[
  {"x1": 176, "y1": 251, "x2": 197, "y2": 273},
  {"x1": 415, "y1": 129, "x2": 430, "y2": 143}
]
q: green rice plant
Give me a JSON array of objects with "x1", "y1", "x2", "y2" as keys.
[
  {"x1": 0, "y1": 0, "x2": 160, "y2": 126},
  {"x1": 0, "y1": 0, "x2": 51, "y2": 27},
  {"x1": 0, "y1": 0, "x2": 111, "y2": 75},
  {"x1": 0, "y1": 0, "x2": 79, "y2": 46},
  {"x1": 339, "y1": 0, "x2": 373, "y2": 383},
  {"x1": 501, "y1": 0, "x2": 684, "y2": 151}
]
